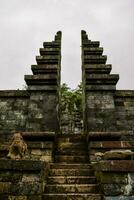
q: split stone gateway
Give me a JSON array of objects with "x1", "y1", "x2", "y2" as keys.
[{"x1": 0, "y1": 31, "x2": 134, "y2": 200}]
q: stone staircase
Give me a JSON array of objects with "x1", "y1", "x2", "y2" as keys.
[{"x1": 43, "y1": 134, "x2": 102, "y2": 200}]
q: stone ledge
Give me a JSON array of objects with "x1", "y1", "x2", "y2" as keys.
[
  {"x1": 84, "y1": 55, "x2": 107, "y2": 64},
  {"x1": 93, "y1": 161, "x2": 134, "y2": 172},
  {"x1": 0, "y1": 141, "x2": 53, "y2": 151},
  {"x1": 86, "y1": 74, "x2": 119, "y2": 84},
  {"x1": 84, "y1": 55, "x2": 107, "y2": 59},
  {"x1": 0, "y1": 90, "x2": 29, "y2": 97},
  {"x1": 27, "y1": 85, "x2": 57, "y2": 91},
  {"x1": 90, "y1": 141, "x2": 133, "y2": 149},
  {"x1": 31, "y1": 65, "x2": 58, "y2": 75},
  {"x1": 86, "y1": 85, "x2": 116, "y2": 91},
  {"x1": 36, "y1": 55, "x2": 59, "y2": 60},
  {"x1": 31, "y1": 64, "x2": 58, "y2": 69},
  {"x1": 25, "y1": 74, "x2": 57, "y2": 86},
  {"x1": 87, "y1": 132, "x2": 129, "y2": 141},
  {"x1": 21, "y1": 132, "x2": 55, "y2": 141},
  {"x1": 0, "y1": 160, "x2": 45, "y2": 171},
  {"x1": 115, "y1": 90, "x2": 134, "y2": 98},
  {"x1": 40, "y1": 48, "x2": 60, "y2": 56},
  {"x1": 85, "y1": 64, "x2": 112, "y2": 74},
  {"x1": 36, "y1": 57, "x2": 59, "y2": 65},
  {"x1": 83, "y1": 47, "x2": 103, "y2": 52},
  {"x1": 25, "y1": 74, "x2": 57, "y2": 80},
  {"x1": 43, "y1": 193, "x2": 102, "y2": 200},
  {"x1": 82, "y1": 41, "x2": 100, "y2": 47},
  {"x1": 43, "y1": 42, "x2": 60, "y2": 48},
  {"x1": 0, "y1": 182, "x2": 44, "y2": 195},
  {"x1": 27, "y1": 142, "x2": 53, "y2": 149}
]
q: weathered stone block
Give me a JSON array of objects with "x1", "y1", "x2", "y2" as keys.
[
  {"x1": 0, "y1": 160, "x2": 45, "y2": 171},
  {"x1": 103, "y1": 150, "x2": 134, "y2": 160},
  {"x1": 93, "y1": 161, "x2": 134, "y2": 172},
  {"x1": 22, "y1": 174, "x2": 40, "y2": 182},
  {"x1": 90, "y1": 141, "x2": 132, "y2": 149},
  {"x1": 11, "y1": 182, "x2": 43, "y2": 195},
  {"x1": 102, "y1": 184, "x2": 125, "y2": 195},
  {"x1": 86, "y1": 93, "x2": 115, "y2": 109},
  {"x1": 95, "y1": 172, "x2": 128, "y2": 184}
]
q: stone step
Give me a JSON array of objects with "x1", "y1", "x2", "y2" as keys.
[
  {"x1": 84, "y1": 55, "x2": 107, "y2": 64},
  {"x1": 31, "y1": 64, "x2": 57, "y2": 75},
  {"x1": 55, "y1": 155, "x2": 89, "y2": 163},
  {"x1": 45, "y1": 184, "x2": 98, "y2": 193},
  {"x1": 36, "y1": 55, "x2": 59, "y2": 59},
  {"x1": 36, "y1": 55, "x2": 59, "y2": 64},
  {"x1": 56, "y1": 142, "x2": 88, "y2": 150},
  {"x1": 83, "y1": 47, "x2": 103, "y2": 55},
  {"x1": 85, "y1": 64, "x2": 112, "y2": 74},
  {"x1": 43, "y1": 42, "x2": 60, "y2": 48},
  {"x1": 55, "y1": 150, "x2": 88, "y2": 156},
  {"x1": 43, "y1": 193, "x2": 102, "y2": 200},
  {"x1": 89, "y1": 141, "x2": 132, "y2": 149},
  {"x1": 47, "y1": 176, "x2": 96, "y2": 184},
  {"x1": 86, "y1": 74, "x2": 119, "y2": 85},
  {"x1": 50, "y1": 163, "x2": 92, "y2": 169},
  {"x1": 87, "y1": 132, "x2": 124, "y2": 141},
  {"x1": 40, "y1": 48, "x2": 59, "y2": 55},
  {"x1": 24, "y1": 74, "x2": 57, "y2": 85},
  {"x1": 56, "y1": 134, "x2": 86, "y2": 142},
  {"x1": 83, "y1": 41, "x2": 100, "y2": 47},
  {"x1": 49, "y1": 169, "x2": 94, "y2": 176}
]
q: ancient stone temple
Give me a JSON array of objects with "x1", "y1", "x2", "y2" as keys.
[{"x1": 0, "y1": 31, "x2": 134, "y2": 200}]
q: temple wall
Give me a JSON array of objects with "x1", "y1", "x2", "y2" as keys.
[
  {"x1": 26, "y1": 92, "x2": 59, "y2": 132},
  {"x1": 115, "y1": 90, "x2": 134, "y2": 131},
  {"x1": 85, "y1": 91, "x2": 116, "y2": 131},
  {"x1": 0, "y1": 91, "x2": 29, "y2": 142}
]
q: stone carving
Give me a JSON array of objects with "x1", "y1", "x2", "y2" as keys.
[
  {"x1": 7, "y1": 133, "x2": 28, "y2": 160},
  {"x1": 104, "y1": 150, "x2": 134, "y2": 160},
  {"x1": 94, "y1": 150, "x2": 134, "y2": 162}
]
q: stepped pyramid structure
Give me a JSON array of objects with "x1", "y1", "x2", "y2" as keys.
[{"x1": 0, "y1": 31, "x2": 134, "y2": 200}]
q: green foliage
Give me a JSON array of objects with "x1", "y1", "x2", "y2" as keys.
[{"x1": 60, "y1": 83, "x2": 82, "y2": 114}]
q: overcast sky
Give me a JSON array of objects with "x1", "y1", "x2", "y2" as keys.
[{"x1": 0, "y1": 0, "x2": 134, "y2": 90}]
